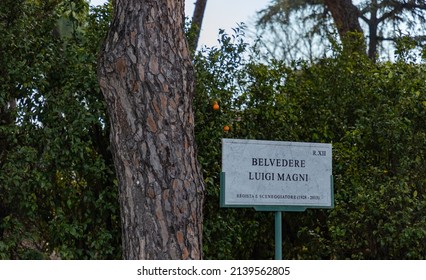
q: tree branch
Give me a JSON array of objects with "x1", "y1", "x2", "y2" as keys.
[{"x1": 378, "y1": 1, "x2": 426, "y2": 23}]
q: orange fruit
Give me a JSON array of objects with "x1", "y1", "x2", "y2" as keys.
[
  {"x1": 212, "y1": 102, "x2": 219, "y2": 111},
  {"x1": 223, "y1": 125, "x2": 230, "y2": 132}
]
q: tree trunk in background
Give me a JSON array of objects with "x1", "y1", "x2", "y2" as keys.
[
  {"x1": 98, "y1": 0, "x2": 204, "y2": 260},
  {"x1": 189, "y1": 0, "x2": 208, "y2": 51},
  {"x1": 324, "y1": 0, "x2": 366, "y2": 54},
  {"x1": 366, "y1": 0, "x2": 380, "y2": 60}
]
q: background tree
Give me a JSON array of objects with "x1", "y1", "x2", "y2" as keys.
[
  {"x1": 256, "y1": 0, "x2": 426, "y2": 61},
  {"x1": 324, "y1": 0, "x2": 363, "y2": 36},
  {"x1": 98, "y1": 0, "x2": 205, "y2": 259},
  {"x1": 188, "y1": 0, "x2": 208, "y2": 52}
]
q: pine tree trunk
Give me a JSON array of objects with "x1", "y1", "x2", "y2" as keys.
[
  {"x1": 189, "y1": 0, "x2": 208, "y2": 51},
  {"x1": 98, "y1": 0, "x2": 204, "y2": 260}
]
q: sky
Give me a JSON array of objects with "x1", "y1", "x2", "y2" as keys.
[{"x1": 89, "y1": 0, "x2": 271, "y2": 48}]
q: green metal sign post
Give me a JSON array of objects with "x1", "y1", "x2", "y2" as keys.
[{"x1": 275, "y1": 211, "x2": 282, "y2": 260}]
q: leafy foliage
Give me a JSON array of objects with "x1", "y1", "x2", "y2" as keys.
[
  {"x1": 0, "y1": 1, "x2": 120, "y2": 259},
  {"x1": 194, "y1": 28, "x2": 426, "y2": 259}
]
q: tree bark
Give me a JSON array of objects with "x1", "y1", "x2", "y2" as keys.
[
  {"x1": 324, "y1": 0, "x2": 366, "y2": 54},
  {"x1": 324, "y1": 0, "x2": 363, "y2": 36},
  {"x1": 189, "y1": 0, "x2": 208, "y2": 51},
  {"x1": 367, "y1": 0, "x2": 379, "y2": 60},
  {"x1": 98, "y1": 0, "x2": 204, "y2": 260}
]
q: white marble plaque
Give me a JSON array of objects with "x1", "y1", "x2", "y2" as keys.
[{"x1": 221, "y1": 138, "x2": 333, "y2": 208}]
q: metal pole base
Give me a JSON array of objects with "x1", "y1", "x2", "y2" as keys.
[{"x1": 275, "y1": 211, "x2": 282, "y2": 260}]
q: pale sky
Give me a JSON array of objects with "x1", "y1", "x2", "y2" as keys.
[{"x1": 89, "y1": 0, "x2": 271, "y2": 48}]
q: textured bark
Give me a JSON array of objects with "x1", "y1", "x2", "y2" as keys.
[
  {"x1": 98, "y1": 0, "x2": 204, "y2": 260},
  {"x1": 189, "y1": 0, "x2": 208, "y2": 51},
  {"x1": 324, "y1": 0, "x2": 366, "y2": 54},
  {"x1": 324, "y1": 0, "x2": 363, "y2": 36}
]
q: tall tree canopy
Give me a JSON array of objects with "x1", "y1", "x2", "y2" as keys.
[{"x1": 256, "y1": 0, "x2": 426, "y2": 61}]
